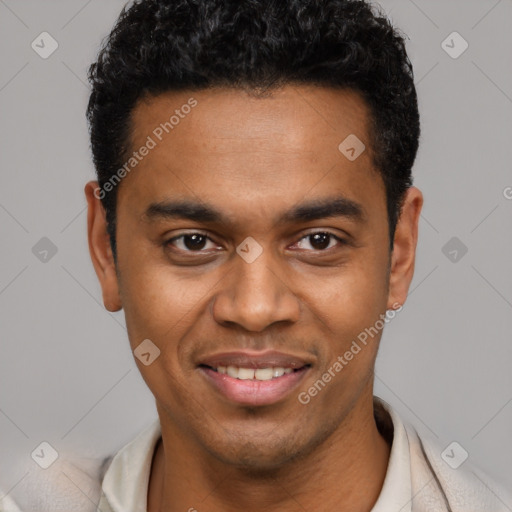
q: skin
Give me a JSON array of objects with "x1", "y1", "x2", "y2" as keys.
[{"x1": 85, "y1": 85, "x2": 422, "y2": 512}]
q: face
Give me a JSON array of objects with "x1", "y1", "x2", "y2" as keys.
[{"x1": 86, "y1": 85, "x2": 421, "y2": 470}]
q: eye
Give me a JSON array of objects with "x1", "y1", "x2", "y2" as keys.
[
  {"x1": 292, "y1": 231, "x2": 346, "y2": 251},
  {"x1": 165, "y1": 232, "x2": 220, "y2": 252}
]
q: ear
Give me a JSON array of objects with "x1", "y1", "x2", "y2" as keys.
[
  {"x1": 84, "y1": 181, "x2": 122, "y2": 312},
  {"x1": 386, "y1": 186, "x2": 423, "y2": 310}
]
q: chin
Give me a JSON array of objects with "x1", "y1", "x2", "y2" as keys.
[{"x1": 202, "y1": 432, "x2": 313, "y2": 474}]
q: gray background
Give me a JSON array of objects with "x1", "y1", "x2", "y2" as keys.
[{"x1": 1, "y1": 0, "x2": 511, "y2": 508}]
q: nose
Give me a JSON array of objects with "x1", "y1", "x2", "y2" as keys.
[{"x1": 211, "y1": 249, "x2": 301, "y2": 332}]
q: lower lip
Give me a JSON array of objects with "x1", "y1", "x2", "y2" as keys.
[{"x1": 199, "y1": 366, "x2": 310, "y2": 406}]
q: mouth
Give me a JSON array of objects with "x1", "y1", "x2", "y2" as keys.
[{"x1": 197, "y1": 350, "x2": 313, "y2": 406}]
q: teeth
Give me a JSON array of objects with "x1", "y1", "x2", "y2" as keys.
[
  {"x1": 226, "y1": 365, "x2": 238, "y2": 378},
  {"x1": 255, "y1": 368, "x2": 274, "y2": 380},
  {"x1": 273, "y1": 367, "x2": 285, "y2": 378},
  {"x1": 237, "y1": 367, "x2": 255, "y2": 380},
  {"x1": 215, "y1": 366, "x2": 298, "y2": 380}
]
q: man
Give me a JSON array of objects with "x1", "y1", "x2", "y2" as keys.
[{"x1": 81, "y1": 0, "x2": 510, "y2": 511}]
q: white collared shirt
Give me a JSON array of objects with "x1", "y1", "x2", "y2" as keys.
[{"x1": 2, "y1": 397, "x2": 510, "y2": 511}]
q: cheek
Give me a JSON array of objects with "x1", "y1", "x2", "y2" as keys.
[
  {"x1": 121, "y1": 271, "x2": 198, "y2": 337},
  {"x1": 298, "y1": 258, "x2": 389, "y2": 407},
  {"x1": 312, "y1": 252, "x2": 389, "y2": 337},
  {"x1": 117, "y1": 262, "x2": 210, "y2": 406},
  {"x1": 117, "y1": 250, "x2": 223, "y2": 357}
]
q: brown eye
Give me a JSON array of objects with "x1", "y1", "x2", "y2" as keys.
[
  {"x1": 165, "y1": 233, "x2": 218, "y2": 252},
  {"x1": 294, "y1": 232, "x2": 345, "y2": 251}
]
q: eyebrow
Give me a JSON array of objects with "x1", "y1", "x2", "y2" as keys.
[{"x1": 143, "y1": 196, "x2": 365, "y2": 226}]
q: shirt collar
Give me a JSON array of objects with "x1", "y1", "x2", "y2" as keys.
[
  {"x1": 100, "y1": 418, "x2": 162, "y2": 512},
  {"x1": 371, "y1": 396, "x2": 412, "y2": 512}
]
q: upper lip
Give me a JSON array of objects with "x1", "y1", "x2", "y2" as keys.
[{"x1": 198, "y1": 350, "x2": 313, "y2": 370}]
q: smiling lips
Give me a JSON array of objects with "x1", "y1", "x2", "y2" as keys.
[{"x1": 198, "y1": 350, "x2": 313, "y2": 406}]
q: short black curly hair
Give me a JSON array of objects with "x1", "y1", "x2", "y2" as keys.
[{"x1": 87, "y1": 0, "x2": 420, "y2": 259}]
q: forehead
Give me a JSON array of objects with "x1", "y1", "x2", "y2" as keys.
[
  {"x1": 130, "y1": 85, "x2": 372, "y2": 157},
  {"x1": 120, "y1": 85, "x2": 384, "y2": 229}
]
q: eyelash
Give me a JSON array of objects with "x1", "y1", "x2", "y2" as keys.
[{"x1": 164, "y1": 231, "x2": 347, "y2": 254}]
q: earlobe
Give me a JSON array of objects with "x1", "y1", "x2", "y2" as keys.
[
  {"x1": 84, "y1": 181, "x2": 122, "y2": 312},
  {"x1": 386, "y1": 186, "x2": 423, "y2": 310}
]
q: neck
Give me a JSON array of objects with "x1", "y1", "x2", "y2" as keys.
[{"x1": 148, "y1": 392, "x2": 391, "y2": 512}]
